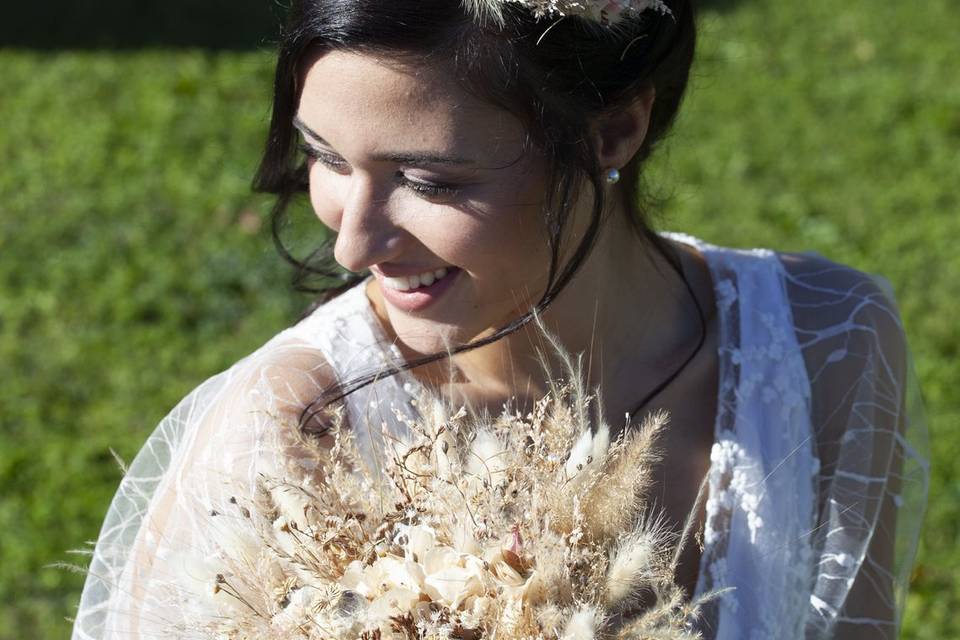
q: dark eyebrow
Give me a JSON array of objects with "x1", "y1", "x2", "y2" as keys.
[{"x1": 292, "y1": 115, "x2": 476, "y2": 167}]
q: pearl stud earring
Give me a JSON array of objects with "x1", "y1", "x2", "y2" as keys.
[{"x1": 605, "y1": 168, "x2": 621, "y2": 184}]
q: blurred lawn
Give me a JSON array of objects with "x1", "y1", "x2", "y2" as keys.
[{"x1": 1, "y1": 0, "x2": 957, "y2": 637}]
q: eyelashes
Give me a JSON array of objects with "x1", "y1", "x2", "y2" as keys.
[
  {"x1": 396, "y1": 175, "x2": 460, "y2": 199},
  {"x1": 297, "y1": 143, "x2": 347, "y2": 171},
  {"x1": 297, "y1": 143, "x2": 461, "y2": 200}
]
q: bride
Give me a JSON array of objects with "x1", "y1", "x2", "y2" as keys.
[{"x1": 73, "y1": 1, "x2": 929, "y2": 638}]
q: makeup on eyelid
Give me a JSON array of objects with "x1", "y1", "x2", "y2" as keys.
[{"x1": 297, "y1": 141, "x2": 465, "y2": 198}]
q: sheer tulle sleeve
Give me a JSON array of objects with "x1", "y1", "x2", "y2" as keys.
[
  {"x1": 71, "y1": 329, "x2": 338, "y2": 639},
  {"x1": 780, "y1": 252, "x2": 930, "y2": 639}
]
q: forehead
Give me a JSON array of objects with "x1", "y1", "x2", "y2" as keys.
[{"x1": 296, "y1": 49, "x2": 524, "y2": 160}]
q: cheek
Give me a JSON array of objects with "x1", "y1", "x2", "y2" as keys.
[
  {"x1": 451, "y1": 192, "x2": 552, "y2": 275},
  {"x1": 308, "y1": 166, "x2": 343, "y2": 231},
  {"x1": 495, "y1": 202, "x2": 551, "y2": 262},
  {"x1": 446, "y1": 208, "x2": 552, "y2": 278}
]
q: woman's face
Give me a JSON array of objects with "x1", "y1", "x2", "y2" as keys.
[{"x1": 295, "y1": 50, "x2": 565, "y2": 355}]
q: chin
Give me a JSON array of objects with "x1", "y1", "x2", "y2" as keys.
[{"x1": 386, "y1": 313, "x2": 474, "y2": 359}]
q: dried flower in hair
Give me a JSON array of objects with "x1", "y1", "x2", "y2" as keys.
[{"x1": 463, "y1": 0, "x2": 672, "y2": 26}]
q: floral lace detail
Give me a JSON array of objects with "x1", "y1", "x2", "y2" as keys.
[
  {"x1": 670, "y1": 235, "x2": 817, "y2": 640},
  {"x1": 291, "y1": 282, "x2": 419, "y2": 468},
  {"x1": 662, "y1": 232, "x2": 928, "y2": 640}
]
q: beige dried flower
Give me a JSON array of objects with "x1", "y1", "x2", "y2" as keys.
[{"x1": 184, "y1": 335, "x2": 709, "y2": 639}]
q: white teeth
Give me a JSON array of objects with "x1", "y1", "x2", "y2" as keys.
[
  {"x1": 381, "y1": 267, "x2": 450, "y2": 292},
  {"x1": 382, "y1": 275, "x2": 412, "y2": 291}
]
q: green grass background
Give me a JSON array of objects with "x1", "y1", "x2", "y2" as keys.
[{"x1": 1, "y1": 0, "x2": 957, "y2": 637}]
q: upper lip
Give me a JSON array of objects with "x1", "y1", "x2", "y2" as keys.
[{"x1": 371, "y1": 264, "x2": 455, "y2": 278}]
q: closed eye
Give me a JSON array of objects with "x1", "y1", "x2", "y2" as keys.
[
  {"x1": 299, "y1": 142, "x2": 464, "y2": 201},
  {"x1": 298, "y1": 143, "x2": 349, "y2": 173},
  {"x1": 394, "y1": 172, "x2": 461, "y2": 200}
]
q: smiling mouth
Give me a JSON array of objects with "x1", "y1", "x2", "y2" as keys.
[
  {"x1": 380, "y1": 266, "x2": 453, "y2": 292},
  {"x1": 375, "y1": 267, "x2": 461, "y2": 312}
]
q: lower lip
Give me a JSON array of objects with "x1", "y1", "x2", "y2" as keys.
[{"x1": 378, "y1": 268, "x2": 461, "y2": 312}]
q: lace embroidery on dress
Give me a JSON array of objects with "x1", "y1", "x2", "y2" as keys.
[
  {"x1": 665, "y1": 232, "x2": 929, "y2": 640},
  {"x1": 287, "y1": 281, "x2": 419, "y2": 470},
  {"x1": 665, "y1": 233, "x2": 818, "y2": 640}
]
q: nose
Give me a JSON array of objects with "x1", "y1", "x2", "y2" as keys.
[{"x1": 331, "y1": 174, "x2": 404, "y2": 273}]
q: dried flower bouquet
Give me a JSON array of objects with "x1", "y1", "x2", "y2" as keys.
[{"x1": 192, "y1": 353, "x2": 709, "y2": 639}]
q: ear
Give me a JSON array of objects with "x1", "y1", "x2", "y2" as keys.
[{"x1": 591, "y1": 87, "x2": 656, "y2": 171}]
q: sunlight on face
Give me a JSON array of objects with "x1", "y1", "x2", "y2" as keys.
[{"x1": 295, "y1": 49, "x2": 557, "y2": 355}]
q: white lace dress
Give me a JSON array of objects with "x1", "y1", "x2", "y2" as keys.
[{"x1": 72, "y1": 232, "x2": 930, "y2": 639}]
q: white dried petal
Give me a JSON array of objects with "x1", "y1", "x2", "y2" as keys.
[
  {"x1": 466, "y1": 429, "x2": 509, "y2": 485},
  {"x1": 560, "y1": 605, "x2": 603, "y2": 640},
  {"x1": 565, "y1": 428, "x2": 594, "y2": 477},
  {"x1": 605, "y1": 528, "x2": 656, "y2": 607}
]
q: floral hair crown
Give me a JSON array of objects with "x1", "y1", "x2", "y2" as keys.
[{"x1": 463, "y1": 0, "x2": 671, "y2": 26}]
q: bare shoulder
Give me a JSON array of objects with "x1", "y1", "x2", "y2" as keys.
[
  {"x1": 200, "y1": 330, "x2": 343, "y2": 438},
  {"x1": 775, "y1": 249, "x2": 906, "y2": 363},
  {"x1": 233, "y1": 284, "x2": 371, "y2": 417},
  {"x1": 778, "y1": 249, "x2": 895, "y2": 301},
  {"x1": 776, "y1": 250, "x2": 910, "y2": 478},
  {"x1": 776, "y1": 255, "x2": 916, "y2": 636}
]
